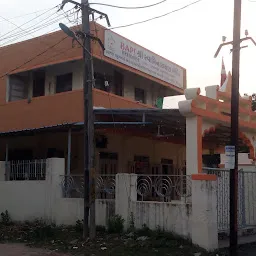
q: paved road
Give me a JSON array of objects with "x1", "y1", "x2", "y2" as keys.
[{"x1": 0, "y1": 244, "x2": 70, "y2": 256}]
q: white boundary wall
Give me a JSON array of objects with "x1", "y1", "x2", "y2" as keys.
[
  {"x1": 0, "y1": 162, "x2": 218, "y2": 251},
  {"x1": 0, "y1": 158, "x2": 114, "y2": 226}
]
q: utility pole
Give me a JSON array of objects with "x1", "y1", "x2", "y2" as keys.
[
  {"x1": 214, "y1": 1, "x2": 255, "y2": 254},
  {"x1": 230, "y1": 0, "x2": 241, "y2": 254},
  {"x1": 81, "y1": 0, "x2": 94, "y2": 239},
  {"x1": 59, "y1": 0, "x2": 110, "y2": 239}
]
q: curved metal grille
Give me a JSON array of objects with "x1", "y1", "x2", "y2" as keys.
[
  {"x1": 60, "y1": 175, "x2": 115, "y2": 199},
  {"x1": 136, "y1": 175, "x2": 191, "y2": 202}
]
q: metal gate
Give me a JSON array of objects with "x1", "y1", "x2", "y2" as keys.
[{"x1": 204, "y1": 168, "x2": 256, "y2": 233}]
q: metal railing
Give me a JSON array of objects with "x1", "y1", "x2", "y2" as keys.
[
  {"x1": 60, "y1": 174, "x2": 116, "y2": 199},
  {"x1": 6, "y1": 159, "x2": 47, "y2": 181},
  {"x1": 136, "y1": 174, "x2": 191, "y2": 202},
  {"x1": 203, "y1": 167, "x2": 256, "y2": 232}
]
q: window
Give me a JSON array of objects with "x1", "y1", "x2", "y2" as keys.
[
  {"x1": 33, "y1": 71, "x2": 45, "y2": 97},
  {"x1": 94, "y1": 73, "x2": 107, "y2": 91},
  {"x1": 135, "y1": 88, "x2": 146, "y2": 103},
  {"x1": 161, "y1": 159, "x2": 173, "y2": 175},
  {"x1": 134, "y1": 155, "x2": 150, "y2": 174},
  {"x1": 56, "y1": 73, "x2": 72, "y2": 93},
  {"x1": 114, "y1": 71, "x2": 123, "y2": 96},
  {"x1": 8, "y1": 74, "x2": 28, "y2": 102}
]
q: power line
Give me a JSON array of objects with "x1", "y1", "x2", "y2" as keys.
[
  {"x1": 0, "y1": 10, "x2": 77, "y2": 47},
  {"x1": 0, "y1": 36, "x2": 68, "y2": 79},
  {"x1": 0, "y1": 9, "x2": 67, "y2": 42},
  {"x1": 1, "y1": 15, "x2": 72, "y2": 46},
  {"x1": 0, "y1": 5, "x2": 59, "y2": 40},
  {"x1": 105, "y1": 0, "x2": 204, "y2": 30},
  {"x1": 0, "y1": 7, "x2": 59, "y2": 21},
  {"x1": 89, "y1": 0, "x2": 167, "y2": 9}
]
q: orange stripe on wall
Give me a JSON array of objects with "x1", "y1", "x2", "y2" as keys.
[
  {"x1": 192, "y1": 174, "x2": 217, "y2": 181},
  {"x1": 197, "y1": 116, "x2": 202, "y2": 173}
]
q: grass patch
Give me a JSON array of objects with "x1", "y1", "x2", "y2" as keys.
[{"x1": 0, "y1": 216, "x2": 224, "y2": 255}]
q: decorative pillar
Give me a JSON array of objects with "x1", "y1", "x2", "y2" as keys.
[
  {"x1": 115, "y1": 173, "x2": 137, "y2": 229},
  {"x1": 179, "y1": 87, "x2": 203, "y2": 175},
  {"x1": 45, "y1": 158, "x2": 65, "y2": 223},
  {"x1": 191, "y1": 174, "x2": 218, "y2": 251},
  {"x1": 185, "y1": 116, "x2": 202, "y2": 175}
]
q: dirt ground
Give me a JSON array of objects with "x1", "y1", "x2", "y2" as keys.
[{"x1": 0, "y1": 244, "x2": 70, "y2": 256}]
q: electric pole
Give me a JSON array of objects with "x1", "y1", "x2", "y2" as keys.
[
  {"x1": 214, "y1": 1, "x2": 256, "y2": 254},
  {"x1": 230, "y1": 0, "x2": 241, "y2": 254},
  {"x1": 59, "y1": 0, "x2": 110, "y2": 239},
  {"x1": 80, "y1": 0, "x2": 94, "y2": 239}
]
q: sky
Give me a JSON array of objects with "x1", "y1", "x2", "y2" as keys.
[{"x1": 1, "y1": 0, "x2": 256, "y2": 108}]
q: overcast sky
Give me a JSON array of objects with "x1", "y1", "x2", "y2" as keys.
[{"x1": 1, "y1": 0, "x2": 256, "y2": 107}]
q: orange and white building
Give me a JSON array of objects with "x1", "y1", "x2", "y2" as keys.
[
  {"x1": 0, "y1": 22, "x2": 187, "y2": 177},
  {"x1": 1, "y1": 22, "x2": 256, "y2": 251}
]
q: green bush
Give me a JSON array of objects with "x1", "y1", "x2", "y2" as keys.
[
  {"x1": 26, "y1": 219, "x2": 57, "y2": 241},
  {"x1": 75, "y1": 219, "x2": 83, "y2": 233},
  {"x1": 107, "y1": 214, "x2": 124, "y2": 234},
  {"x1": 0, "y1": 210, "x2": 12, "y2": 226}
]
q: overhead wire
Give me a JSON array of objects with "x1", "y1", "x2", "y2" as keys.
[
  {"x1": 89, "y1": 0, "x2": 168, "y2": 9},
  {"x1": 0, "y1": 7, "x2": 59, "y2": 22},
  {"x1": 0, "y1": 8, "x2": 75, "y2": 44},
  {"x1": 104, "y1": 0, "x2": 204, "y2": 30},
  {"x1": 1, "y1": 10, "x2": 78, "y2": 47},
  {"x1": 0, "y1": 11, "x2": 60, "y2": 41},
  {"x1": 0, "y1": 5, "x2": 60, "y2": 40},
  {"x1": 0, "y1": 36, "x2": 69, "y2": 79}
]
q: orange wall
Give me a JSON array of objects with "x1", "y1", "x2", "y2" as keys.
[
  {"x1": 0, "y1": 89, "x2": 152, "y2": 133},
  {"x1": 0, "y1": 22, "x2": 185, "y2": 105},
  {"x1": 0, "y1": 22, "x2": 185, "y2": 132}
]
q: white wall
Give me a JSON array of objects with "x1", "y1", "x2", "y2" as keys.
[
  {"x1": 0, "y1": 158, "x2": 114, "y2": 227},
  {"x1": 0, "y1": 181, "x2": 47, "y2": 221},
  {"x1": 131, "y1": 201, "x2": 192, "y2": 238},
  {"x1": 0, "y1": 158, "x2": 65, "y2": 223},
  {"x1": 54, "y1": 199, "x2": 115, "y2": 226}
]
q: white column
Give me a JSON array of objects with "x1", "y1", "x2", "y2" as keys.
[
  {"x1": 186, "y1": 116, "x2": 202, "y2": 175},
  {"x1": 191, "y1": 175, "x2": 218, "y2": 251},
  {"x1": 45, "y1": 158, "x2": 65, "y2": 223},
  {"x1": 115, "y1": 173, "x2": 137, "y2": 230}
]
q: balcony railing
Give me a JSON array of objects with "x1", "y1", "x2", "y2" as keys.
[{"x1": 6, "y1": 159, "x2": 47, "y2": 181}]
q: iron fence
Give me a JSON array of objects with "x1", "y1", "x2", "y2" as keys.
[
  {"x1": 203, "y1": 167, "x2": 256, "y2": 232},
  {"x1": 6, "y1": 159, "x2": 47, "y2": 181},
  {"x1": 60, "y1": 174, "x2": 116, "y2": 199},
  {"x1": 136, "y1": 174, "x2": 191, "y2": 202}
]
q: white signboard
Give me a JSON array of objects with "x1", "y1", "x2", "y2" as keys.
[
  {"x1": 104, "y1": 30, "x2": 184, "y2": 89},
  {"x1": 225, "y1": 145, "x2": 235, "y2": 169}
]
